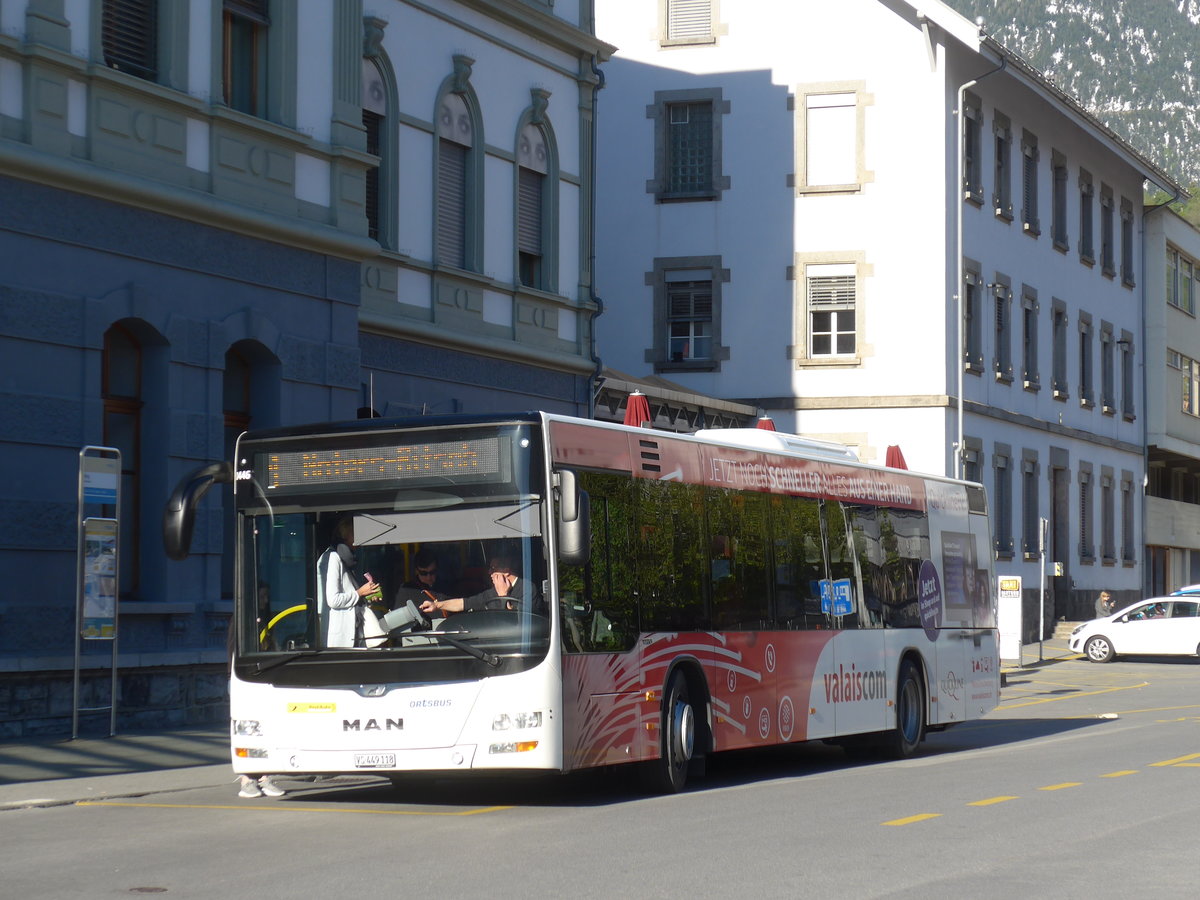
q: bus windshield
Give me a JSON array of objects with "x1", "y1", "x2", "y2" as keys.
[{"x1": 233, "y1": 422, "x2": 549, "y2": 683}]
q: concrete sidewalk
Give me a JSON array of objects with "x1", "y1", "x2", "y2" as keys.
[
  {"x1": 0, "y1": 637, "x2": 1079, "y2": 810},
  {"x1": 0, "y1": 725, "x2": 233, "y2": 809}
]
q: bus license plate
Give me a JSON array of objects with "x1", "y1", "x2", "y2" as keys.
[{"x1": 354, "y1": 753, "x2": 396, "y2": 768}]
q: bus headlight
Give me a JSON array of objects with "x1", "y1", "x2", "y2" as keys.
[
  {"x1": 493, "y1": 711, "x2": 542, "y2": 730},
  {"x1": 233, "y1": 719, "x2": 262, "y2": 736}
]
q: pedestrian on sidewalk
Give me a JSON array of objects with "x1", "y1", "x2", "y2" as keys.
[
  {"x1": 227, "y1": 611, "x2": 287, "y2": 800},
  {"x1": 1095, "y1": 590, "x2": 1114, "y2": 618}
]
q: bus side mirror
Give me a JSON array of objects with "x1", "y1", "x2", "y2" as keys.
[
  {"x1": 163, "y1": 462, "x2": 233, "y2": 561},
  {"x1": 556, "y1": 469, "x2": 590, "y2": 566}
]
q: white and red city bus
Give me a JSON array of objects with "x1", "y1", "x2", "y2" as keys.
[{"x1": 165, "y1": 411, "x2": 998, "y2": 793}]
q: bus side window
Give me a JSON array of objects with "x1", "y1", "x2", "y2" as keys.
[
  {"x1": 559, "y1": 472, "x2": 637, "y2": 653},
  {"x1": 637, "y1": 479, "x2": 706, "y2": 632},
  {"x1": 707, "y1": 487, "x2": 770, "y2": 630},
  {"x1": 770, "y1": 494, "x2": 824, "y2": 630}
]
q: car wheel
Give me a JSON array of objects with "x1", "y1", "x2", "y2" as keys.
[{"x1": 1084, "y1": 635, "x2": 1114, "y2": 663}]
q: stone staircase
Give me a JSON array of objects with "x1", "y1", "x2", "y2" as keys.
[{"x1": 1052, "y1": 621, "x2": 1082, "y2": 640}]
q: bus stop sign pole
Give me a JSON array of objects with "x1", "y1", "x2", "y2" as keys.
[{"x1": 74, "y1": 446, "x2": 121, "y2": 739}]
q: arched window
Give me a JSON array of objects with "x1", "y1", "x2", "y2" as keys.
[
  {"x1": 437, "y1": 93, "x2": 473, "y2": 268},
  {"x1": 434, "y1": 55, "x2": 483, "y2": 271},
  {"x1": 222, "y1": 341, "x2": 280, "y2": 599},
  {"x1": 103, "y1": 323, "x2": 143, "y2": 595},
  {"x1": 514, "y1": 90, "x2": 558, "y2": 292},
  {"x1": 517, "y1": 122, "x2": 548, "y2": 288},
  {"x1": 362, "y1": 59, "x2": 387, "y2": 244}
]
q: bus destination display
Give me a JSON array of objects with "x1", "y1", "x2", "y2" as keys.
[{"x1": 259, "y1": 437, "x2": 503, "y2": 491}]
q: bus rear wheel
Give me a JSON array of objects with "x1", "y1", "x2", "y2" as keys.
[
  {"x1": 881, "y1": 660, "x2": 925, "y2": 759},
  {"x1": 640, "y1": 671, "x2": 694, "y2": 793}
]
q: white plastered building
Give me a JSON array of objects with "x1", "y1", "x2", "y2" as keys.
[{"x1": 593, "y1": 0, "x2": 1184, "y2": 627}]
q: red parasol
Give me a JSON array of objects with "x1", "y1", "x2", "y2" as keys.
[
  {"x1": 623, "y1": 391, "x2": 652, "y2": 428},
  {"x1": 756, "y1": 417, "x2": 777, "y2": 431},
  {"x1": 885, "y1": 445, "x2": 908, "y2": 469}
]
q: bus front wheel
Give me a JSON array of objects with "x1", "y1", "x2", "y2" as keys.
[
  {"x1": 641, "y1": 671, "x2": 694, "y2": 794},
  {"x1": 881, "y1": 660, "x2": 925, "y2": 759}
]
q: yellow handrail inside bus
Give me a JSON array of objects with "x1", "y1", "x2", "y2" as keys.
[{"x1": 260, "y1": 604, "x2": 308, "y2": 645}]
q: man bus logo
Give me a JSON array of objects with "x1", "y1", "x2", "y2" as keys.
[{"x1": 342, "y1": 718, "x2": 404, "y2": 732}]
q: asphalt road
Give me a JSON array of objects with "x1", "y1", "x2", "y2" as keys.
[{"x1": 3, "y1": 655, "x2": 1197, "y2": 899}]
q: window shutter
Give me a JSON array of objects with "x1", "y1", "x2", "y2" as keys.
[
  {"x1": 363, "y1": 110, "x2": 382, "y2": 242},
  {"x1": 102, "y1": 0, "x2": 158, "y2": 81},
  {"x1": 667, "y1": 0, "x2": 711, "y2": 40},
  {"x1": 808, "y1": 275, "x2": 855, "y2": 309},
  {"x1": 518, "y1": 168, "x2": 543, "y2": 255},
  {"x1": 437, "y1": 140, "x2": 467, "y2": 268}
]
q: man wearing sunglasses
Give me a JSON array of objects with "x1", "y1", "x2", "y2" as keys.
[{"x1": 393, "y1": 548, "x2": 449, "y2": 611}]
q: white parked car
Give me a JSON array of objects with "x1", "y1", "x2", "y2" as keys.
[{"x1": 1069, "y1": 598, "x2": 1200, "y2": 663}]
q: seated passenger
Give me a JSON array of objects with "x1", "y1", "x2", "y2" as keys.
[
  {"x1": 393, "y1": 548, "x2": 449, "y2": 609},
  {"x1": 420, "y1": 556, "x2": 544, "y2": 617}
]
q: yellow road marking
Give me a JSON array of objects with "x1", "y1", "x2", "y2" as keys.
[
  {"x1": 967, "y1": 796, "x2": 1018, "y2": 806},
  {"x1": 1038, "y1": 782, "x2": 1081, "y2": 791},
  {"x1": 1101, "y1": 770, "x2": 1137, "y2": 778},
  {"x1": 1149, "y1": 753, "x2": 1200, "y2": 767},
  {"x1": 77, "y1": 801, "x2": 512, "y2": 816},
  {"x1": 996, "y1": 683, "x2": 1147, "y2": 710},
  {"x1": 882, "y1": 813, "x2": 941, "y2": 826}
]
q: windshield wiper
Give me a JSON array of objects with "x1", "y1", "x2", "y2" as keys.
[
  {"x1": 420, "y1": 629, "x2": 500, "y2": 667},
  {"x1": 249, "y1": 650, "x2": 318, "y2": 675}
]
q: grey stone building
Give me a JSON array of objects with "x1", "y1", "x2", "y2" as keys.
[{"x1": 0, "y1": 0, "x2": 610, "y2": 737}]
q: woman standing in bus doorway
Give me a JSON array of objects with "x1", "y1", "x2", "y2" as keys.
[{"x1": 318, "y1": 516, "x2": 382, "y2": 648}]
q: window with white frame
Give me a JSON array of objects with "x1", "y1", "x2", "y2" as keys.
[
  {"x1": 662, "y1": 0, "x2": 716, "y2": 46},
  {"x1": 798, "y1": 88, "x2": 865, "y2": 192},
  {"x1": 992, "y1": 112, "x2": 1013, "y2": 220},
  {"x1": 1175, "y1": 350, "x2": 1200, "y2": 417},
  {"x1": 1167, "y1": 247, "x2": 1195, "y2": 315},
  {"x1": 666, "y1": 276, "x2": 713, "y2": 363},
  {"x1": 807, "y1": 264, "x2": 856, "y2": 357},
  {"x1": 650, "y1": 257, "x2": 728, "y2": 372},
  {"x1": 1078, "y1": 169, "x2": 1095, "y2": 263}
]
